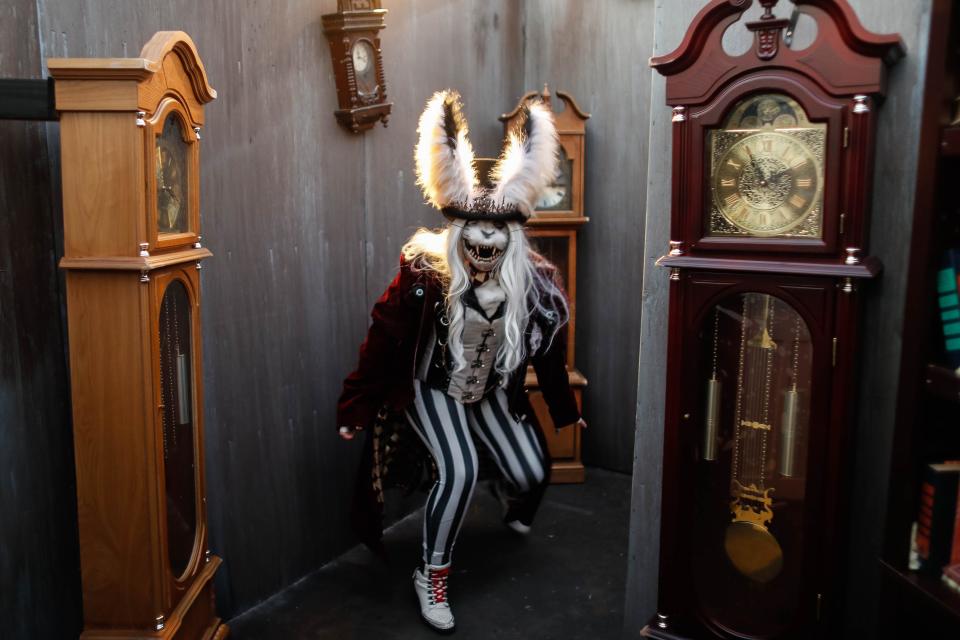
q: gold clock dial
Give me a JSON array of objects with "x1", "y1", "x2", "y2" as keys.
[
  {"x1": 712, "y1": 132, "x2": 821, "y2": 236},
  {"x1": 156, "y1": 116, "x2": 190, "y2": 235},
  {"x1": 706, "y1": 93, "x2": 826, "y2": 239}
]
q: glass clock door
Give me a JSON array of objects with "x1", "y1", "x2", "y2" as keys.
[
  {"x1": 156, "y1": 115, "x2": 191, "y2": 235},
  {"x1": 692, "y1": 292, "x2": 813, "y2": 637},
  {"x1": 158, "y1": 279, "x2": 198, "y2": 579}
]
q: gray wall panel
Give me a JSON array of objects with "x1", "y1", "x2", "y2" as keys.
[{"x1": 523, "y1": 0, "x2": 655, "y2": 473}]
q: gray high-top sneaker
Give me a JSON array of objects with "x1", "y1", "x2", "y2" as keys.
[{"x1": 413, "y1": 562, "x2": 455, "y2": 633}]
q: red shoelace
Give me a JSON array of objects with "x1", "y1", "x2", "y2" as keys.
[{"x1": 429, "y1": 567, "x2": 449, "y2": 604}]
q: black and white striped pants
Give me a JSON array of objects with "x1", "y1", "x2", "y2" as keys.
[{"x1": 406, "y1": 379, "x2": 548, "y2": 565}]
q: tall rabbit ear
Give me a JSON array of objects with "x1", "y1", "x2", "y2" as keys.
[
  {"x1": 415, "y1": 90, "x2": 477, "y2": 209},
  {"x1": 489, "y1": 100, "x2": 559, "y2": 218}
]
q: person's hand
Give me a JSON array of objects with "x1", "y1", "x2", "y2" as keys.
[{"x1": 339, "y1": 426, "x2": 363, "y2": 440}]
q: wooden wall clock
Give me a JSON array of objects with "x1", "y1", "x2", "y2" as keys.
[
  {"x1": 322, "y1": 0, "x2": 392, "y2": 133},
  {"x1": 48, "y1": 31, "x2": 227, "y2": 640},
  {"x1": 643, "y1": 1, "x2": 903, "y2": 638},
  {"x1": 501, "y1": 86, "x2": 590, "y2": 483}
]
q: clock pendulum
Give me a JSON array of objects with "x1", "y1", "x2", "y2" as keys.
[{"x1": 724, "y1": 294, "x2": 783, "y2": 584}]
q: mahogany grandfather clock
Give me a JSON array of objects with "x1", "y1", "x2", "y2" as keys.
[
  {"x1": 501, "y1": 86, "x2": 590, "y2": 483},
  {"x1": 48, "y1": 32, "x2": 227, "y2": 639},
  {"x1": 644, "y1": 2, "x2": 902, "y2": 638}
]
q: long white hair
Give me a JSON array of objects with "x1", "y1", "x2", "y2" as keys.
[{"x1": 402, "y1": 223, "x2": 569, "y2": 378}]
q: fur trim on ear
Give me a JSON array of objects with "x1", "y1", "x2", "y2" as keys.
[
  {"x1": 415, "y1": 90, "x2": 477, "y2": 209},
  {"x1": 489, "y1": 100, "x2": 559, "y2": 218}
]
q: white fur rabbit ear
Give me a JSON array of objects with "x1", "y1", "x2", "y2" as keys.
[
  {"x1": 415, "y1": 90, "x2": 478, "y2": 209},
  {"x1": 489, "y1": 100, "x2": 559, "y2": 219}
]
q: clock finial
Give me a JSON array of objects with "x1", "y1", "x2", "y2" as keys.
[{"x1": 746, "y1": 0, "x2": 790, "y2": 60}]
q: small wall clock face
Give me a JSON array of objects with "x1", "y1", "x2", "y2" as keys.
[
  {"x1": 351, "y1": 40, "x2": 378, "y2": 96},
  {"x1": 707, "y1": 94, "x2": 826, "y2": 238},
  {"x1": 156, "y1": 115, "x2": 190, "y2": 235},
  {"x1": 536, "y1": 148, "x2": 573, "y2": 211}
]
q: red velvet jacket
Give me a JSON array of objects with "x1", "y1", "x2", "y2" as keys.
[{"x1": 336, "y1": 254, "x2": 581, "y2": 432}]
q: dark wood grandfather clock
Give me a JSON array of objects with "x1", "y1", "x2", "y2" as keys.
[
  {"x1": 502, "y1": 86, "x2": 590, "y2": 483},
  {"x1": 644, "y1": 1, "x2": 902, "y2": 638},
  {"x1": 48, "y1": 32, "x2": 227, "y2": 639}
]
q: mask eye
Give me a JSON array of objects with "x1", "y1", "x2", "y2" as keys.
[{"x1": 493, "y1": 221, "x2": 506, "y2": 231}]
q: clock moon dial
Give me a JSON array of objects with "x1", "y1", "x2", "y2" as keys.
[{"x1": 712, "y1": 132, "x2": 821, "y2": 236}]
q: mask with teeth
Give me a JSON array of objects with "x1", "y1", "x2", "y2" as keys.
[{"x1": 460, "y1": 220, "x2": 508, "y2": 273}]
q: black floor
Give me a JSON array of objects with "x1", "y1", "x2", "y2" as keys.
[{"x1": 228, "y1": 467, "x2": 631, "y2": 640}]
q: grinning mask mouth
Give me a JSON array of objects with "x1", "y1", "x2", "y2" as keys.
[{"x1": 460, "y1": 220, "x2": 509, "y2": 272}]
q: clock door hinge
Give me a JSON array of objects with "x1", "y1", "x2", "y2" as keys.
[
  {"x1": 839, "y1": 213, "x2": 846, "y2": 236},
  {"x1": 843, "y1": 126, "x2": 850, "y2": 148},
  {"x1": 816, "y1": 593, "x2": 823, "y2": 621},
  {"x1": 832, "y1": 338, "x2": 838, "y2": 367}
]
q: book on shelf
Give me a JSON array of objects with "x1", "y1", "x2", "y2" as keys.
[
  {"x1": 915, "y1": 462, "x2": 960, "y2": 577},
  {"x1": 938, "y1": 249, "x2": 960, "y2": 369}
]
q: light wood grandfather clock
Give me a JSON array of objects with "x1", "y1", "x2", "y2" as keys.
[
  {"x1": 48, "y1": 32, "x2": 227, "y2": 640},
  {"x1": 643, "y1": 1, "x2": 902, "y2": 638},
  {"x1": 501, "y1": 86, "x2": 590, "y2": 483}
]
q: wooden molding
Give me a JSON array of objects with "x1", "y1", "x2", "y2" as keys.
[{"x1": 60, "y1": 248, "x2": 212, "y2": 272}]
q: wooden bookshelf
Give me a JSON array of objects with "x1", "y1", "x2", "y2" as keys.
[{"x1": 880, "y1": 0, "x2": 960, "y2": 636}]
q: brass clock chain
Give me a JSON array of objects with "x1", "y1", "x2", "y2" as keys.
[
  {"x1": 160, "y1": 293, "x2": 173, "y2": 457},
  {"x1": 758, "y1": 296, "x2": 776, "y2": 491},
  {"x1": 731, "y1": 296, "x2": 750, "y2": 485}
]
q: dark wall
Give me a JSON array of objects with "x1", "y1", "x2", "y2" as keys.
[{"x1": 0, "y1": 1, "x2": 82, "y2": 639}]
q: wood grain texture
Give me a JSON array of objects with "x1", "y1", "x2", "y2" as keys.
[
  {"x1": 0, "y1": 1, "x2": 83, "y2": 639},
  {"x1": 523, "y1": 0, "x2": 656, "y2": 474},
  {"x1": 624, "y1": 1, "x2": 932, "y2": 636}
]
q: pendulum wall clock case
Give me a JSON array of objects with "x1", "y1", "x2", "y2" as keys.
[
  {"x1": 643, "y1": 1, "x2": 903, "y2": 639},
  {"x1": 48, "y1": 32, "x2": 227, "y2": 639}
]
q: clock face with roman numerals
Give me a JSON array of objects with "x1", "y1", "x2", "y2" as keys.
[
  {"x1": 712, "y1": 132, "x2": 821, "y2": 236},
  {"x1": 707, "y1": 93, "x2": 826, "y2": 239}
]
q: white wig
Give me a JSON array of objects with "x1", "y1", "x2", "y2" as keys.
[{"x1": 402, "y1": 224, "x2": 569, "y2": 377}]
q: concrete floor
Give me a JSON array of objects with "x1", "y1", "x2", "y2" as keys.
[{"x1": 228, "y1": 467, "x2": 631, "y2": 640}]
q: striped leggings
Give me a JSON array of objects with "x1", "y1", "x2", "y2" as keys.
[{"x1": 406, "y1": 379, "x2": 548, "y2": 565}]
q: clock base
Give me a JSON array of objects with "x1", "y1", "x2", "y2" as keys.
[
  {"x1": 79, "y1": 556, "x2": 228, "y2": 640},
  {"x1": 334, "y1": 102, "x2": 393, "y2": 133}
]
